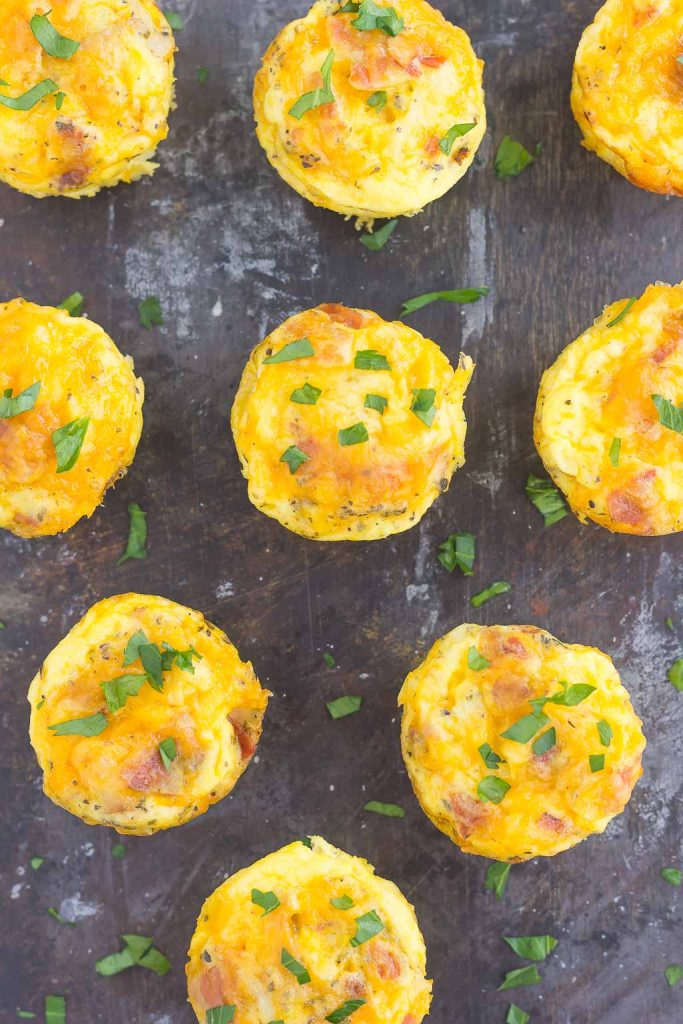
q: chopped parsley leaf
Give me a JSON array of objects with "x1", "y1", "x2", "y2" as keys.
[
  {"x1": 484, "y1": 861, "x2": 510, "y2": 900},
  {"x1": 438, "y1": 531, "x2": 475, "y2": 574},
  {"x1": 350, "y1": 1, "x2": 403, "y2": 36},
  {"x1": 506, "y1": 1006, "x2": 530, "y2": 1024},
  {"x1": 468, "y1": 646, "x2": 490, "y2": 671},
  {"x1": 661, "y1": 868, "x2": 681, "y2": 887},
  {"x1": 471, "y1": 580, "x2": 512, "y2": 608},
  {"x1": 0, "y1": 382, "x2": 41, "y2": 419},
  {"x1": 478, "y1": 743, "x2": 505, "y2": 770},
  {"x1": 96, "y1": 935, "x2": 170, "y2": 977},
  {"x1": 504, "y1": 935, "x2": 557, "y2": 961},
  {"x1": 327, "y1": 695, "x2": 362, "y2": 719},
  {"x1": 606, "y1": 296, "x2": 636, "y2": 328},
  {"x1": 364, "y1": 800, "x2": 405, "y2": 818},
  {"x1": 498, "y1": 965, "x2": 542, "y2": 991},
  {"x1": 30, "y1": 857, "x2": 44, "y2": 870},
  {"x1": 138, "y1": 296, "x2": 163, "y2": 329},
  {"x1": 439, "y1": 122, "x2": 475, "y2": 156},
  {"x1": 360, "y1": 217, "x2": 397, "y2": 250},
  {"x1": 48, "y1": 907, "x2": 74, "y2": 927},
  {"x1": 338, "y1": 422, "x2": 369, "y2": 446},
  {"x1": 159, "y1": 737, "x2": 177, "y2": 770},
  {"x1": 525, "y1": 474, "x2": 568, "y2": 526},
  {"x1": 289, "y1": 50, "x2": 335, "y2": 119},
  {"x1": 117, "y1": 503, "x2": 147, "y2": 565},
  {"x1": 290, "y1": 382, "x2": 321, "y2": 405},
  {"x1": 281, "y1": 948, "x2": 311, "y2": 984},
  {"x1": 589, "y1": 753, "x2": 605, "y2": 773},
  {"x1": 323, "y1": 651, "x2": 336, "y2": 668},
  {"x1": 52, "y1": 417, "x2": 89, "y2": 473},
  {"x1": 251, "y1": 888, "x2": 280, "y2": 915},
  {"x1": 401, "y1": 287, "x2": 489, "y2": 316},
  {"x1": 477, "y1": 775, "x2": 510, "y2": 804},
  {"x1": 48, "y1": 712, "x2": 107, "y2": 737},
  {"x1": 665, "y1": 964, "x2": 683, "y2": 987},
  {"x1": 364, "y1": 393, "x2": 387, "y2": 414},
  {"x1": 411, "y1": 388, "x2": 436, "y2": 427},
  {"x1": 597, "y1": 719, "x2": 613, "y2": 747},
  {"x1": 350, "y1": 910, "x2": 384, "y2": 947},
  {"x1": 354, "y1": 350, "x2": 391, "y2": 370},
  {"x1": 30, "y1": 11, "x2": 80, "y2": 59},
  {"x1": 206, "y1": 1009, "x2": 235, "y2": 1024},
  {"x1": 264, "y1": 337, "x2": 314, "y2": 363},
  {"x1": 494, "y1": 136, "x2": 536, "y2": 179},
  {"x1": 101, "y1": 673, "x2": 147, "y2": 713},
  {"x1": 280, "y1": 445, "x2": 309, "y2": 474}
]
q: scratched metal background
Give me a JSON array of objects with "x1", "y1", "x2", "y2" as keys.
[{"x1": 1, "y1": 1, "x2": 682, "y2": 1021}]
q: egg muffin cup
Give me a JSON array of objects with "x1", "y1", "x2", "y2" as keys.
[
  {"x1": 187, "y1": 836, "x2": 432, "y2": 1024},
  {"x1": 29, "y1": 594, "x2": 270, "y2": 835},
  {"x1": 231, "y1": 303, "x2": 474, "y2": 541},
  {"x1": 0, "y1": 297, "x2": 144, "y2": 537},
  {"x1": 535, "y1": 282, "x2": 683, "y2": 536},
  {"x1": 254, "y1": 0, "x2": 486, "y2": 222},
  {"x1": 399, "y1": 624, "x2": 645, "y2": 862},
  {"x1": 571, "y1": 0, "x2": 683, "y2": 196},
  {"x1": 0, "y1": 0, "x2": 175, "y2": 198}
]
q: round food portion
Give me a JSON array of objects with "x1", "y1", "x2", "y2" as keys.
[
  {"x1": 28, "y1": 594, "x2": 269, "y2": 835},
  {"x1": 571, "y1": 0, "x2": 683, "y2": 195},
  {"x1": 187, "y1": 836, "x2": 432, "y2": 1024},
  {"x1": 0, "y1": 298, "x2": 144, "y2": 538},
  {"x1": 534, "y1": 282, "x2": 683, "y2": 536},
  {"x1": 399, "y1": 624, "x2": 645, "y2": 862},
  {"x1": 0, "y1": 0, "x2": 175, "y2": 198},
  {"x1": 253, "y1": 0, "x2": 486, "y2": 221},
  {"x1": 231, "y1": 303, "x2": 474, "y2": 541}
]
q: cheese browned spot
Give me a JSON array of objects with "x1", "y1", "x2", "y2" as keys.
[
  {"x1": 186, "y1": 837, "x2": 432, "y2": 1024},
  {"x1": 534, "y1": 282, "x2": 683, "y2": 536},
  {"x1": 0, "y1": 0, "x2": 175, "y2": 198},
  {"x1": 253, "y1": 0, "x2": 486, "y2": 222},
  {"x1": 231, "y1": 303, "x2": 474, "y2": 541},
  {"x1": 28, "y1": 593, "x2": 270, "y2": 835},
  {"x1": 399, "y1": 624, "x2": 646, "y2": 862}
]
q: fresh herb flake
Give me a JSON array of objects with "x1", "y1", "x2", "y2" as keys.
[
  {"x1": 532, "y1": 727, "x2": 556, "y2": 756},
  {"x1": 609, "y1": 437, "x2": 621, "y2": 467},
  {"x1": 327, "y1": 695, "x2": 362, "y2": 719},
  {"x1": 48, "y1": 712, "x2": 107, "y2": 737},
  {"x1": 668, "y1": 658, "x2": 683, "y2": 691},
  {"x1": 54, "y1": 90, "x2": 66, "y2": 109},
  {"x1": 289, "y1": 50, "x2": 335, "y2": 119},
  {"x1": 290, "y1": 382, "x2": 321, "y2": 405},
  {"x1": 323, "y1": 651, "x2": 336, "y2": 668},
  {"x1": 411, "y1": 388, "x2": 436, "y2": 427},
  {"x1": 58, "y1": 292, "x2": 84, "y2": 316},
  {"x1": 665, "y1": 964, "x2": 683, "y2": 987},
  {"x1": 477, "y1": 775, "x2": 510, "y2": 804},
  {"x1": 281, "y1": 947, "x2": 311, "y2": 984},
  {"x1": 661, "y1": 868, "x2": 681, "y2": 887},
  {"x1": 0, "y1": 382, "x2": 41, "y2": 419},
  {"x1": 364, "y1": 800, "x2": 405, "y2": 818},
  {"x1": 101, "y1": 673, "x2": 147, "y2": 713},
  {"x1": 597, "y1": 719, "x2": 613, "y2": 747},
  {"x1": 52, "y1": 416, "x2": 89, "y2": 473},
  {"x1": 468, "y1": 646, "x2": 490, "y2": 671},
  {"x1": 589, "y1": 753, "x2": 605, "y2": 773},
  {"x1": 251, "y1": 888, "x2": 280, "y2": 915},
  {"x1": 367, "y1": 90, "x2": 387, "y2": 111},
  {"x1": 506, "y1": 1006, "x2": 530, "y2": 1024},
  {"x1": 360, "y1": 218, "x2": 396, "y2": 250},
  {"x1": 30, "y1": 857, "x2": 44, "y2": 870},
  {"x1": 652, "y1": 394, "x2": 683, "y2": 434},
  {"x1": 471, "y1": 581, "x2": 512, "y2": 608},
  {"x1": 364, "y1": 393, "x2": 387, "y2": 414},
  {"x1": 325, "y1": 1000, "x2": 366, "y2": 1024},
  {"x1": 501, "y1": 710, "x2": 549, "y2": 744},
  {"x1": 138, "y1": 296, "x2": 163, "y2": 329},
  {"x1": 498, "y1": 965, "x2": 542, "y2": 991},
  {"x1": 198, "y1": 67, "x2": 209, "y2": 85},
  {"x1": 606, "y1": 296, "x2": 636, "y2": 328},
  {"x1": 331, "y1": 894, "x2": 355, "y2": 909},
  {"x1": 112, "y1": 843, "x2": 126, "y2": 859},
  {"x1": 525, "y1": 474, "x2": 568, "y2": 526},
  {"x1": 45, "y1": 996, "x2": 65, "y2": 1024},
  {"x1": 280, "y1": 445, "x2": 310, "y2": 474},
  {"x1": 165, "y1": 11, "x2": 184, "y2": 29},
  {"x1": 48, "y1": 907, "x2": 74, "y2": 927},
  {"x1": 159, "y1": 737, "x2": 177, "y2": 770},
  {"x1": 494, "y1": 136, "x2": 536, "y2": 180},
  {"x1": 401, "y1": 287, "x2": 489, "y2": 316},
  {"x1": 350, "y1": 909, "x2": 384, "y2": 947},
  {"x1": 30, "y1": 12, "x2": 80, "y2": 59},
  {"x1": 264, "y1": 337, "x2": 314, "y2": 363},
  {"x1": 548, "y1": 682, "x2": 596, "y2": 707},
  {"x1": 96, "y1": 934, "x2": 170, "y2": 977},
  {"x1": 117, "y1": 503, "x2": 148, "y2": 565},
  {"x1": 478, "y1": 742, "x2": 505, "y2": 770},
  {"x1": 438, "y1": 531, "x2": 475, "y2": 575},
  {"x1": 16, "y1": 1012, "x2": 36, "y2": 1019},
  {"x1": 0, "y1": 78, "x2": 58, "y2": 110},
  {"x1": 351, "y1": 0, "x2": 403, "y2": 36},
  {"x1": 206, "y1": 1008, "x2": 235, "y2": 1024},
  {"x1": 504, "y1": 935, "x2": 558, "y2": 962},
  {"x1": 354, "y1": 350, "x2": 391, "y2": 370},
  {"x1": 439, "y1": 122, "x2": 475, "y2": 156},
  {"x1": 338, "y1": 422, "x2": 369, "y2": 446},
  {"x1": 484, "y1": 861, "x2": 511, "y2": 900}
]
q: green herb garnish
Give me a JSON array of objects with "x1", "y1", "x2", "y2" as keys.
[
  {"x1": 251, "y1": 888, "x2": 280, "y2": 915},
  {"x1": 498, "y1": 965, "x2": 542, "y2": 991},
  {"x1": 501, "y1": 709, "x2": 549, "y2": 744},
  {"x1": 360, "y1": 218, "x2": 396, "y2": 250},
  {"x1": 45, "y1": 996, "x2": 65, "y2": 1024},
  {"x1": 138, "y1": 296, "x2": 163, "y2": 329},
  {"x1": 52, "y1": 416, "x2": 89, "y2": 473},
  {"x1": 438, "y1": 532, "x2": 475, "y2": 574},
  {"x1": 606, "y1": 296, "x2": 636, "y2": 328},
  {"x1": 367, "y1": 90, "x2": 387, "y2": 111},
  {"x1": 532, "y1": 727, "x2": 556, "y2": 756},
  {"x1": 264, "y1": 337, "x2": 314, "y2": 363},
  {"x1": 290, "y1": 383, "x2": 321, "y2": 405},
  {"x1": 547, "y1": 681, "x2": 596, "y2": 706},
  {"x1": 589, "y1": 753, "x2": 605, "y2": 773},
  {"x1": 159, "y1": 737, "x2": 177, "y2": 770},
  {"x1": 494, "y1": 136, "x2": 536, "y2": 179},
  {"x1": 289, "y1": 50, "x2": 335, "y2": 119},
  {"x1": 665, "y1": 964, "x2": 683, "y2": 987},
  {"x1": 198, "y1": 67, "x2": 209, "y2": 85},
  {"x1": 354, "y1": 350, "x2": 391, "y2": 370},
  {"x1": 525, "y1": 474, "x2": 568, "y2": 526},
  {"x1": 0, "y1": 382, "x2": 41, "y2": 419},
  {"x1": 349, "y1": 1, "x2": 403, "y2": 35},
  {"x1": 30, "y1": 12, "x2": 80, "y2": 59},
  {"x1": 48, "y1": 907, "x2": 74, "y2": 927},
  {"x1": 331, "y1": 895, "x2": 354, "y2": 909},
  {"x1": 327, "y1": 695, "x2": 362, "y2": 719},
  {"x1": 661, "y1": 868, "x2": 681, "y2": 887},
  {"x1": 325, "y1": 1001, "x2": 366, "y2": 1024},
  {"x1": 477, "y1": 776, "x2": 510, "y2": 803},
  {"x1": 0, "y1": 79, "x2": 58, "y2": 110},
  {"x1": 281, "y1": 948, "x2": 311, "y2": 984},
  {"x1": 117, "y1": 503, "x2": 148, "y2": 565},
  {"x1": 668, "y1": 658, "x2": 683, "y2": 691},
  {"x1": 504, "y1": 935, "x2": 557, "y2": 961},
  {"x1": 401, "y1": 287, "x2": 488, "y2": 316},
  {"x1": 30, "y1": 857, "x2": 44, "y2": 870},
  {"x1": 58, "y1": 292, "x2": 84, "y2": 316},
  {"x1": 206, "y1": 1009, "x2": 235, "y2": 1024},
  {"x1": 96, "y1": 935, "x2": 170, "y2": 977},
  {"x1": 468, "y1": 646, "x2": 490, "y2": 671},
  {"x1": 350, "y1": 910, "x2": 384, "y2": 947},
  {"x1": 48, "y1": 712, "x2": 107, "y2": 737},
  {"x1": 478, "y1": 743, "x2": 505, "y2": 769},
  {"x1": 597, "y1": 720, "x2": 612, "y2": 747},
  {"x1": 112, "y1": 844, "x2": 126, "y2": 859},
  {"x1": 506, "y1": 1006, "x2": 530, "y2": 1024},
  {"x1": 364, "y1": 800, "x2": 405, "y2": 817},
  {"x1": 280, "y1": 445, "x2": 310, "y2": 474},
  {"x1": 16, "y1": 1012, "x2": 36, "y2": 1019},
  {"x1": 471, "y1": 581, "x2": 512, "y2": 608},
  {"x1": 411, "y1": 388, "x2": 436, "y2": 427},
  {"x1": 164, "y1": 11, "x2": 184, "y2": 30},
  {"x1": 323, "y1": 651, "x2": 336, "y2": 668},
  {"x1": 652, "y1": 394, "x2": 683, "y2": 434},
  {"x1": 609, "y1": 438, "x2": 621, "y2": 467},
  {"x1": 338, "y1": 422, "x2": 369, "y2": 446},
  {"x1": 485, "y1": 861, "x2": 510, "y2": 900},
  {"x1": 439, "y1": 123, "x2": 475, "y2": 156},
  {"x1": 364, "y1": 393, "x2": 387, "y2": 414},
  {"x1": 101, "y1": 673, "x2": 147, "y2": 713}
]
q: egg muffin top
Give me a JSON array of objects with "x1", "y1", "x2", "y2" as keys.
[
  {"x1": 187, "y1": 836, "x2": 432, "y2": 1024},
  {"x1": 571, "y1": 0, "x2": 683, "y2": 195},
  {"x1": 0, "y1": 297, "x2": 144, "y2": 538},
  {"x1": 231, "y1": 303, "x2": 474, "y2": 541},
  {"x1": 253, "y1": 0, "x2": 486, "y2": 221},
  {"x1": 0, "y1": 0, "x2": 175, "y2": 198},
  {"x1": 534, "y1": 282, "x2": 683, "y2": 536},
  {"x1": 28, "y1": 594, "x2": 269, "y2": 835},
  {"x1": 399, "y1": 624, "x2": 645, "y2": 862}
]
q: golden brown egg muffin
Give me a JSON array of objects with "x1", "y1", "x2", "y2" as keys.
[
  {"x1": 0, "y1": 298, "x2": 143, "y2": 537},
  {"x1": 253, "y1": 0, "x2": 486, "y2": 222},
  {"x1": 231, "y1": 303, "x2": 474, "y2": 541},
  {"x1": 28, "y1": 594, "x2": 269, "y2": 835},
  {"x1": 534, "y1": 282, "x2": 683, "y2": 536},
  {"x1": 571, "y1": 0, "x2": 683, "y2": 195},
  {"x1": 187, "y1": 836, "x2": 432, "y2": 1024},
  {"x1": 399, "y1": 624, "x2": 645, "y2": 862},
  {"x1": 0, "y1": 0, "x2": 175, "y2": 198}
]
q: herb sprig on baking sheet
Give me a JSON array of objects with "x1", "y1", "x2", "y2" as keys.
[
  {"x1": 401, "y1": 287, "x2": 488, "y2": 316},
  {"x1": 438, "y1": 532, "x2": 475, "y2": 574},
  {"x1": 494, "y1": 136, "x2": 538, "y2": 179},
  {"x1": 117, "y1": 503, "x2": 148, "y2": 565},
  {"x1": 96, "y1": 934, "x2": 170, "y2": 977},
  {"x1": 525, "y1": 474, "x2": 568, "y2": 526}
]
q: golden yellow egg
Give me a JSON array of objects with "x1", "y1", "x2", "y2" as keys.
[
  {"x1": 0, "y1": 0, "x2": 175, "y2": 198},
  {"x1": 399, "y1": 624, "x2": 645, "y2": 862},
  {"x1": 28, "y1": 593, "x2": 270, "y2": 835},
  {"x1": 253, "y1": 0, "x2": 486, "y2": 222},
  {"x1": 231, "y1": 303, "x2": 474, "y2": 541},
  {"x1": 0, "y1": 297, "x2": 143, "y2": 538},
  {"x1": 571, "y1": 0, "x2": 683, "y2": 195},
  {"x1": 186, "y1": 836, "x2": 432, "y2": 1024},
  {"x1": 535, "y1": 282, "x2": 683, "y2": 536}
]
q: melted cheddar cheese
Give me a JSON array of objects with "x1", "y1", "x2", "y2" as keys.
[
  {"x1": 399, "y1": 624, "x2": 645, "y2": 862},
  {"x1": 571, "y1": 0, "x2": 683, "y2": 195},
  {"x1": 231, "y1": 303, "x2": 474, "y2": 541},
  {"x1": 0, "y1": 0, "x2": 175, "y2": 198},
  {"x1": 29, "y1": 594, "x2": 270, "y2": 835},
  {"x1": 0, "y1": 298, "x2": 143, "y2": 538},
  {"x1": 253, "y1": 0, "x2": 486, "y2": 221},
  {"x1": 187, "y1": 836, "x2": 432, "y2": 1024},
  {"x1": 535, "y1": 282, "x2": 683, "y2": 536}
]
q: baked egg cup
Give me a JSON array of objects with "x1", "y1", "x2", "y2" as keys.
[
  {"x1": 186, "y1": 835, "x2": 432, "y2": 1024},
  {"x1": 0, "y1": 0, "x2": 175, "y2": 198},
  {"x1": 253, "y1": 0, "x2": 486, "y2": 222},
  {"x1": 28, "y1": 593, "x2": 270, "y2": 835},
  {"x1": 534, "y1": 282, "x2": 683, "y2": 536},
  {"x1": 399, "y1": 624, "x2": 645, "y2": 862},
  {"x1": 571, "y1": 0, "x2": 683, "y2": 196},
  {"x1": 231, "y1": 303, "x2": 474, "y2": 541},
  {"x1": 0, "y1": 297, "x2": 144, "y2": 538}
]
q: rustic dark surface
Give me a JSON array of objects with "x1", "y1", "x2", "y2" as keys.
[{"x1": 1, "y1": 1, "x2": 682, "y2": 1022}]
